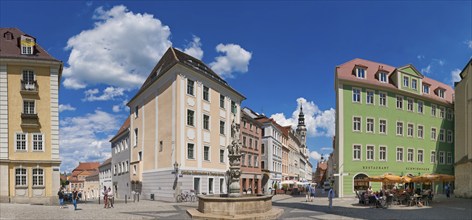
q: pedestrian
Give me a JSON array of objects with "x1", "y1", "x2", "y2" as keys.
[
  {"x1": 445, "y1": 184, "x2": 451, "y2": 198},
  {"x1": 310, "y1": 184, "x2": 316, "y2": 202},
  {"x1": 328, "y1": 187, "x2": 335, "y2": 209},
  {"x1": 107, "y1": 187, "x2": 114, "y2": 208},
  {"x1": 305, "y1": 184, "x2": 311, "y2": 202},
  {"x1": 72, "y1": 188, "x2": 79, "y2": 210},
  {"x1": 102, "y1": 186, "x2": 108, "y2": 208},
  {"x1": 57, "y1": 187, "x2": 64, "y2": 208}
]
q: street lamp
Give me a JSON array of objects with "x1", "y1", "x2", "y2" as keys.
[{"x1": 174, "y1": 162, "x2": 179, "y2": 177}]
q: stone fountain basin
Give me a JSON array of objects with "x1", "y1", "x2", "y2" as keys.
[{"x1": 197, "y1": 194, "x2": 273, "y2": 216}]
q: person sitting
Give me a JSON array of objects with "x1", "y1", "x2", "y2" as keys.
[{"x1": 367, "y1": 186, "x2": 373, "y2": 196}]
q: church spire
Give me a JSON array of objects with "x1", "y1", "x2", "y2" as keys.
[{"x1": 298, "y1": 105, "x2": 305, "y2": 126}]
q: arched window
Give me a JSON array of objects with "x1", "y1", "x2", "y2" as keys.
[{"x1": 354, "y1": 173, "x2": 369, "y2": 191}]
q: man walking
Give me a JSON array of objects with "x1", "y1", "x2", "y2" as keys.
[
  {"x1": 57, "y1": 187, "x2": 64, "y2": 208},
  {"x1": 328, "y1": 187, "x2": 335, "y2": 209},
  {"x1": 305, "y1": 184, "x2": 311, "y2": 202},
  {"x1": 72, "y1": 188, "x2": 79, "y2": 211},
  {"x1": 310, "y1": 184, "x2": 316, "y2": 202}
]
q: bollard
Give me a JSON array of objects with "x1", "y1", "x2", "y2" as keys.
[
  {"x1": 137, "y1": 193, "x2": 140, "y2": 202},
  {"x1": 125, "y1": 195, "x2": 127, "y2": 204},
  {"x1": 98, "y1": 196, "x2": 100, "y2": 205}
]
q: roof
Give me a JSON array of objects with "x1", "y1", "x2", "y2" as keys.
[
  {"x1": 72, "y1": 162, "x2": 100, "y2": 173},
  {"x1": 128, "y1": 47, "x2": 245, "y2": 106},
  {"x1": 336, "y1": 58, "x2": 454, "y2": 105},
  {"x1": 99, "y1": 157, "x2": 112, "y2": 167},
  {"x1": 110, "y1": 117, "x2": 130, "y2": 142},
  {"x1": 0, "y1": 28, "x2": 61, "y2": 62}
]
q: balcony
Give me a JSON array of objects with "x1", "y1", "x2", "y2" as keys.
[
  {"x1": 21, "y1": 113, "x2": 40, "y2": 128},
  {"x1": 20, "y1": 80, "x2": 38, "y2": 95}
]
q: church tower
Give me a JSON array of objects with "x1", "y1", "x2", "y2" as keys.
[{"x1": 296, "y1": 105, "x2": 307, "y2": 153}]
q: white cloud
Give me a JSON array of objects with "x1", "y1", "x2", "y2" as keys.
[
  {"x1": 60, "y1": 110, "x2": 121, "y2": 172},
  {"x1": 58, "y1": 104, "x2": 76, "y2": 112},
  {"x1": 466, "y1": 40, "x2": 472, "y2": 49},
  {"x1": 321, "y1": 147, "x2": 331, "y2": 151},
  {"x1": 271, "y1": 97, "x2": 335, "y2": 137},
  {"x1": 210, "y1": 43, "x2": 252, "y2": 78},
  {"x1": 83, "y1": 86, "x2": 125, "y2": 101},
  {"x1": 112, "y1": 105, "x2": 121, "y2": 112},
  {"x1": 451, "y1": 68, "x2": 462, "y2": 84},
  {"x1": 63, "y1": 5, "x2": 172, "y2": 89},
  {"x1": 417, "y1": 55, "x2": 425, "y2": 60},
  {"x1": 182, "y1": 36, "x2": 203, "y2": 60},
  {"x1": 433, "y1": 59, "x2": 445, "y2": 66},
  {"x1": 310, "y1": 151, "x2": 322, "y2": 161},
  {"x1": 421, "y1": 65, "x2": 432, "y2": 74}
]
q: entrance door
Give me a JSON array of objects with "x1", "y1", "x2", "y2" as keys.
[{"x1": 194, "y1": 177, "x2": 200, "y2": 194}]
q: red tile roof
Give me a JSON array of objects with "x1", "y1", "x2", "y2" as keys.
[
  {"x1": 0, "y1": 28, "x2": 61, "y2": 62},
  {"x1": 336, "y1": 58, "x2": 453, "y2": 105},
  {"x1": 72, "y1": 162, "x2": 100, "y2": 173}
]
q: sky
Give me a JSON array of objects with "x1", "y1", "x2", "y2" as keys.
[{"x1": 1, "y1": 1, "x2": 471, "y2": 173}]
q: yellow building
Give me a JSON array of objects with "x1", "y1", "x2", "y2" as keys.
[
  {"x1": 127, "y1": 47, "x2": 245, "y2": 201},
  {"x1": 0, "y1": 28, "x2": 62, "y2": 204},
  {"x1": 454, "y1": 59, "x2": 472, "y2": 198}
]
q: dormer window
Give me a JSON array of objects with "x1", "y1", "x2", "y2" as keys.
[
  {"x1": 4, "y1": 32, "x2": 13, "y2": 40},
  {"x1": 356, "y1": 67, "x2": 366, "y2": 79},
  {"x1": 379, "y1": 72, "x2": 388, "y2": 83},
  {"x1": 20, "y1": 35, "x2": 35, "y2": 55},
  {"x1": 438, "y1": 89, "x2": 445, "y2": 99},
  {"x1": 423, "y1": 84, "x2": 430, "y2": 94},
  {"x1": 403, "y1": 76, "x2": 409, "y2": 88}
]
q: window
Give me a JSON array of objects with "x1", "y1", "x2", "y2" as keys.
[
  {"x1": 353, "y1": 145, "x2": 361, "y2": 160},
  {"x1": 249, "y1": 138, "x2": 253, "y2": 148},
  {"x1": 15, "y1": 168, "x2": 27, "y2": 186},
  {"x1": 241, "y1": 153, "x2": 245, "y2": 165},
  {"x1": 134, "y1": 106, "x2": 139, "y2": 118},
  {"x1": 23, "y1": 100, "x2": 35, "y2": 114},
  {"x1": 407, "y1": 98, "x2": 414, "y2": 111},
  {"x1": 32, "y1": 134, "x2": 43, "y2": 151},
  {"x1": 431, "y1": 104, "x2": 436, "y2": 116},
  {"x1": 209, "y1": 178, "x2": 214, "y2": 194},
  {"x1": 187, "y1": 79, "x2": 194, "y2": 95},
  {"x1": 379, "y1": 119, "x2": 387, "y2": 134},
  {"x1": 447, "y1": 109, "x2": 453, "y2": 120},
  {"x1": 407, "y1": 124, "x2": 414, "y2": 137},
  {"x1": 261, "y1": 144, "x2": 265, "y2": 154},
  {"x1": 438, "y1": 151, "x2": 445, "y2": 164},
  {"x1": 243, "y1": 136, "x2": 247, "y2": 147},
  {"x1": 418, "y1": 150, "x2": 424, "y2": 163},
  {"x1": 423, "y1": 85, "x2": 430, "y2": 94},
  {"x1": 248, "y1": 154, "x2": 252, "y2": 166},
  {"x1": 418, "y1": 101, "x2": 423, "y2": 113},
  {"x1": 203, "y1": 86, "x2": 209, "y2": 101},
  {"x1": 440, "y1": 107, "x2": 445, "y2": 118},
  {"x1": 187, "y1": 143, "x2": 195, "y2": 159},
  {"x1": 126, "y1": 161, "x2": 129, "y2": 172},
  {"x1": 220, "y1": 149, "x2": 225, "y2": 163},
  {"x1": 412, "y1": 79, "x2": 417, "y2": 90},
  {"x1": 379, "y1": 146, "x2": 387, "y2": 161},
  {"x1": 353, "y1": 117, "x2": 361, "y2": 132},
  {"x1": 255, "y1": 140, "x2": 258, "y2": 150},
  {"x1": 379, "y1": 92, "x2": 387, "y2": 106},
  {"x1": 379, "y1": 72, "x2": 387, "y2": 83},
  {"x1": 366, "y1": 118, "x2": 374, "y2": 133},
  {"x1": 439, "y1": 129, "x2": 445, "y2": 142},
  {"x1": 231, "y1": 101, "x2": 237, "y2": 114},
  {"x1": 352, "y1": 88, "x2": 361, "y2": 103},
  {"x1": 220, "y1": 95, "x2": 225, "y2": 108},
  {"x1": 396, "y1": 122, "x2": 403, "y2": 136},
  {"x1": 418, "y1": 125, "x2": 424, "y2": 138},
  {"x1": 220, "y1": 121, "x2": 225, "y2": 135},
  {"x1": 134, "y1": 128, "x2": 138, "y2": 147},
  {"x1": 407, "y1": 149, "x2": 414, "y2": 162},
  {"x1": 187, "y1": 110, "x2": 195, "y2": 126},
  {"x1": 396, "y1": 148, "x2": 404, "y2": 162},
  {"x1": 138, "y1": 151, "x2": 142, "y2": 161},
  {"x1": 431, "y1": 128, "x2": 437, "y2": 140},
  {"x1": 20, "y1": 36, "x2": 34, "y2": 55},
  {"x1": 366, "y1": 145, "x2": 374, "y2": 160},
  {"x1": 22, "y1": 70, "x2": 35, "y2": 85},
  {"x1": 447, "y1": 130, "x2": 453, "y2": 143},
  {"x1": 403, "y1": 76, "x2": 409, "y2": 87},
  {"x1": 15, "y1": 133, "x2": 27, "y2": 151},
  {"x1": 366, "y1": 90, "x2": 374, "y2": 104},
  {"x1": 430, "y1": 151, "x2": 436, "y2": 164},
  {"x1": 356, "y1": 68, "x2": 366, "y2": 78},
  {"x1": 204, "y1": 146, "x2": 210, "y2": 161},
  {"x1": 447, "y1": 152, "x2": 452, "y2": 164},
  {"x1": 203, "y1": 115, "x2": 210, "y2": 130},
  {"x1": 438, "y1": 89, "x2": 445, "y2": 98},
  {"x1": 396, "y1": 96, "x2": 403, "y2": 109},
  {"x1": 254, "y1": 156, "x2": 258, "y2": 167}
]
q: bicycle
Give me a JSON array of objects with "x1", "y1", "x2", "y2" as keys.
[{"x1": 176, "y1": 190, "x2": 196, "y2": 202}]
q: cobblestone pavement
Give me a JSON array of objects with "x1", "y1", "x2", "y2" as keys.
[{"x1": 0, "y1": 194, "x2": 471, "y2": 219}]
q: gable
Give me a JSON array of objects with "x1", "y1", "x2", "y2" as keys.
[{"x1": 398, "y1": 65, "x2": 424, "y2": 78}]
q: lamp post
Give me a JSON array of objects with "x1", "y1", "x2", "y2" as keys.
[{"x1": 174, "y1": 161, "x2": 179, "y2": 177}]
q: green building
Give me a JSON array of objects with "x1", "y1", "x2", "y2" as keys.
[{"x1": 334, "y1": 58, "x2": 454, "y2": 197}]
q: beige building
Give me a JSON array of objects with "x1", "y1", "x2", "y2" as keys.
[
  {"x1": 0, "y1": 28, "x2": 62, "y2": 204},
  {"x1": 127, "y1": 47, "x2": 245, "y2": 201},
  {"x1": 454, "y1": 59, "x2": 472, "y2": 198}
]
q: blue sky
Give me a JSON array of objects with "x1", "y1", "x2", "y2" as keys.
[{"x1": 1, "y1": 1, "x2": 471, "y2": 172}]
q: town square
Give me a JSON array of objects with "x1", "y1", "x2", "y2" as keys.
[{"x1": 0, "y1": 1, "x2": 471, "y2": 219}]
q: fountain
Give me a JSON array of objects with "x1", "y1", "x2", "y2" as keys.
[{"x1": 187, "y1": 119, "x2": 284, "y2": 219}]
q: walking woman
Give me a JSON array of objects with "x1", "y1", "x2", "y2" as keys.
[
  {"x1": 72, "y1": 188, "x2": 79, "y2": 210},
  {"x1": 102, "y1": 186, "x2": 108, "y2": 208}
]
